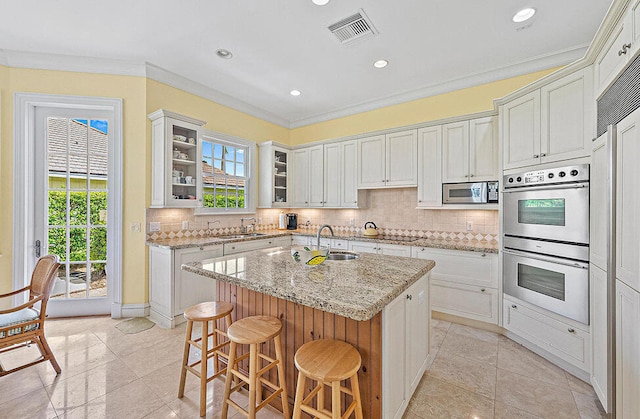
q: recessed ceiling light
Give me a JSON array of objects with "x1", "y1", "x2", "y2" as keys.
[
  {"x1": 290, "y1": 90, "x2": 301, "y2": 96},
  {"x1": 512, "y1": 8, "x2": 536, "y2": 23},
  {"x1": 312, "y1": 0, "x2": 330, "y2": 5},
  {"x1": 216, "y1": 49, "x2": 233, "y2": 59},
  {"x1": 373, "y1": 59, "x2": 388, "y2": 69}
]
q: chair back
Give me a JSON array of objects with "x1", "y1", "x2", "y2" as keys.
[{"x1": 29, "y1": 255, "x2": 60, "y2": 301}]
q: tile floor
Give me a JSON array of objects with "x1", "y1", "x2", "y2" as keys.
[{"x1": 0, "y1": 316, "x2": 606, "y2": 418}]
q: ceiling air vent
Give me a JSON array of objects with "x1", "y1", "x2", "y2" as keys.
[{"x1": 328, "y1": 9, "x2": 378, "y2": 45}]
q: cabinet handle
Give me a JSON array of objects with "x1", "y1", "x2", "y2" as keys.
[
  {"x1": 618, "y1": 43, "x2": 631, "y2": 56},
  {"x1": 481, "y1": 288, "x2": 486, "y2": 292},
  {"x1": 199, "y1": 246, "x2": 204, "y2": 251},
  {"x1": 511, "y1": 304, "x2": 517, "y2": 309},
  {"x1": 540, "y1": 153, "x2": 547, "y2": 157},
  {"x1": 568, "y1": 328, "x2": 575, "y2": 333},
  {"x1": 470, "y1": 174, "x2": 474, "y2": 177},
  {"x1": 406, "y1": 294, "x2": 412, "y2": 300},
  {"x1": 481, "y1": 253, "x2": 486, "y2": 257},
  {"x1": 533, "y1": 154, "x2": 539, "y2": 158}
]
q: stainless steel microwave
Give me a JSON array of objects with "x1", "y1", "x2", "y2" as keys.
[{"x1": 443, "y1": 181, "x2": 499, "y2": 204}]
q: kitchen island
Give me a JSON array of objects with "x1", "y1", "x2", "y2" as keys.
[{"x1": 182, "y1": 247, "x2": 435, "y2": 419}]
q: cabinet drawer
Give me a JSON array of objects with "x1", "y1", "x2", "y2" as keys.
[
  {"x1": 379, "y1": 243, "x2": 411, "y2": 257},
  {"x1": 331, "y1": 239, "x2": 349, "y2": 250},
  {"x1": 223, "y1": 238, "x2": 280, "y2": 255},
  {"x1": 504, "y1": 297, "x2": 590, "y2": 371},
  {"x1": 412, "y1": 247, "x2": 498, "y2": 288},
  {"x1": 292, "y1": 235, "x2": 310, "y2": 246},
  {"x1": 430, "y1": 280, "x2": 498, "y2": 324}
]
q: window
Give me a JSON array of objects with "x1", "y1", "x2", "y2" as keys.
[{"x1": 199, "y1": 133, "x2": 255, "y2": 213}]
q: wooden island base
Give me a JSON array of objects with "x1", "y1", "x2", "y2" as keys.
[{"x1": 216, "y1": 281, "x2": 382, "y2": 418}]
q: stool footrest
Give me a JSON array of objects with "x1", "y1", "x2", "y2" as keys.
[{"x1": 256, "y1": 387, "x2": 283, "y2": 411}]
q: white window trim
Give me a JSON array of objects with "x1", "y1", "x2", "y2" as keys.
[
  {"x1": 195, "y1": 130, "x2": 257, "y2": 215},
  {"x1": 13, "y1": 93, "x2": 123, "y2": 316}
]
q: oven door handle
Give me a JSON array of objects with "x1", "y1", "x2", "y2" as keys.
[
  {"x1": 503, "y1": 248, "x2": 589, "y2": 269},
  {"x1": 502, "y1": 183, "x2": 588, "y2": 193}
]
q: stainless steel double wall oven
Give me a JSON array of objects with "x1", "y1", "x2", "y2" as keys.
[{"x1": 502, "y1": 164, "x2": 590, "y2": 324}]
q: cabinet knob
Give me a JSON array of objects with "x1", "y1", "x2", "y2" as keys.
[
  {"x1": 386, "y1": 179, "x2": 390, "y2": 182},
  {"x1": 354, "y1": 201, "x2": 357, "y2": 204},
  {"x1": 533, "y1": 154, "x2": 539, "y2": 158},
  {"x1": 511, "y1": 304, "x2": 517, "y2": 309},
  {"x1": 568, "y1": 328, "x2": 575, "y2": 333},
  {"x1": 305, "y1": 201, "x2": 308, "y2": 204},
  {"x1": 481, "y1": 288, "x2": 486, "y2": 292},
  {"x1": 481, "y1": 253, "x2": 486, "y2": 257},
  {"x1": 418, "y1": 200, "x2": 422, "y2": 203},
  {"x1": 540, "y1": 153, "x2": 547, "y2": 157},
  {"x1": 618, "y1": 43, "x2": 631, "y2": 56},
  {"x1": 470, "y1": 174, "x2": 474, "y2": 177},
  {"x1": 231, "y1": 246, "x2": 236, "y2": 249},
  {"x1": 199, "y1": 246, "x2": 204, "y2": 251},
  {"x1": 406, "y1": 294, "x2": 412, "y2": 300}
]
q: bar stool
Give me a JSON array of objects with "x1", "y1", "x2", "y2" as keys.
[
  {"x1": 292, "y1": 339, "x2": 363, "y2": 419},
  {"x1": 178, "y1": 301, "x2": 234, "y2": 417},
  {"x1": 221, "y1": 315, "x2": 290, "y2": 419}
]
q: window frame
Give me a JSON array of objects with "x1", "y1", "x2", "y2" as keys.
[{"x1": 196, "y1": 130, "x2": 256, "y2": 215}]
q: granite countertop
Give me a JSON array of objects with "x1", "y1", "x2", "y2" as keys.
[
  {"x1": 147, "y1": 228, "x2": 498, "y2": 254},
  {"x1": 182, "y1": 247, "x2": 435, "y2": 321}
]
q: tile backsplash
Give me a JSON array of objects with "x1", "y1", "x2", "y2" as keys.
[{"x1": 146, "y1": 188, "x2": 498, "y2": 241}]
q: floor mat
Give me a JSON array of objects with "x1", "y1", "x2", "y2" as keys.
[{"x1": 115, "y1": 317, "x2": 155, "y2": 334}]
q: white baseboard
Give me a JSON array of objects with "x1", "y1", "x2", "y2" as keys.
[{"x1": 111, "y1": 303, "x2": 150, "y2": 319}]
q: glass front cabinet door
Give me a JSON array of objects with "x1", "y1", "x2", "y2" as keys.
[{"x1": 149, "y1": 109, "x2": 206, "y2": 208}]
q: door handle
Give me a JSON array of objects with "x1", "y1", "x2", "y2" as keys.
[{"x1": 35, "y1": 240, "x2": 41, "y2": 258}]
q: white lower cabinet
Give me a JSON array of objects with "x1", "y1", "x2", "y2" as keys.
[
  {"x1": 348, "y1": 240, "x2": 411, "y2": 257},
  {"x1": 149, "y1": 244, "x2": 223, "y2": 328},
  {"x1": 503, "y1": 296, "x2": 591, "y2": 373},
  {"x1": 616, "y1": 279, "x2": 640, "y2": 418},
  {"x1": 412, "y1": 247, "x2": 499, "y2": 324},
  {"x1": 383, "y1": 274, "x2": 430, "y2": 419},
  {"x1": 223, "y1": 236, "x2": 290, "y2": 255}
]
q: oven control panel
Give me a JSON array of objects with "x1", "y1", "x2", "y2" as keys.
[{"x1": 503, "y1": 164, "x2": 589, "y2": 188}]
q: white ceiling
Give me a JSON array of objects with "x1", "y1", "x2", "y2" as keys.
[{"x1": 0, "y1": 0, "x2": 613, "y2": 128}]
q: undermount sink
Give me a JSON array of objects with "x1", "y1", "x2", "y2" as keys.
[
  {"x1": 216, "y1": 233, "x2": 266, "y2": 239},
  {"x1": 326, "y1": 252, "x2": 359, "y2": 261}
]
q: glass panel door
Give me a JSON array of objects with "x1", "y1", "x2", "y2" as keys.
[{"x1": 46, "y1": 117, "x2": 109, "y2": 301}]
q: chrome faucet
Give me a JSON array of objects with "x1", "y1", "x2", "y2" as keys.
[
  {"x1": 240, "y1": 217, "x2": 257, "y2": 234},
  {"x1": 316, "y1": 224, "x2": 335, "y2": 248}
]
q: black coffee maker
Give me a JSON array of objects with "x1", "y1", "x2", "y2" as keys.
[{"x1": 286, "y1": 213, "x2": 298, "y2": 230}]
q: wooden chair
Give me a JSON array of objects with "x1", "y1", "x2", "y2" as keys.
[{"x1": 0, "y1": 254, "x2": 61, "y2": 376}]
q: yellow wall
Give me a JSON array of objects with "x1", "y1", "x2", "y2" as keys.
[
  {"x1": 0, "y1": 64, "x2": 557, "y2": 306},
  {"x1": 0, "y1": 67, "x2": 148, "y2": 304},
  {"x1": 289, "y1": 68, "x2": 560, "y2": 145}
]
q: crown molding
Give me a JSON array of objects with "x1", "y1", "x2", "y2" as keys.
[
  {"x1": 144, "y1": 63, "x2": 290, "y2": 128},
  {"x1": 0, "y1": 49, "x2": 146, "y2": 76},
  {"x1": 289, "y1": 45, "x2": 587, "y2": 128}
]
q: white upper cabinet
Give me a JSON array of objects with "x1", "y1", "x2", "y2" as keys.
[
  {"x1": 469, "y1": 116, "x2": 499, "y2": 181},
  {"x1": 616, "y1": 106, "x2": 640, "y2": 293},
  {"x1": 358, "y1": 130, "x2": 417, "y2": 188},
  {"x1": 357, "y1": 134, "x2": 386, "y2": 188},
  {"x1": 340, "y1": 140, "x2": 362, "y2": 208},
  {"x1": 291, "y1": 148, "x2": 310, "y2": 207},
  {"x1": 258, "y1": 142, "x2": 290, "y2": 208},
  {"x1": 386, "y1": 130, "x2": 419, "y2": 187},
  {"x1": 540, "y1": 68, "x2": 594, "y2": 163},
  {"x1": 442, "y1": 117, "x2": 497, "y2": 183},
  {"x1": 149, "y1": 109, "x2": 206, "y2": 208},
  {"x1": 323, "y1": 142, "x2": 341, "y2": 207},
  {"x1": 502, "y1": 68, "x2": 593, "y2": 170},
  {"x1": 417, "y1": 126, "x2": 442, "y2": 208},
  {"x1": 442, "y1": 121, "x2": 469, "y2": 183},
  {"x1": 595, "y1": 0, "x2": 640, "y2": 94},
  {"x1": 501, "y1": 91, "x2": 541, "y2": 170},
  {"x1": 308, "y1": 145, "x2": 325, "y2": 207}
]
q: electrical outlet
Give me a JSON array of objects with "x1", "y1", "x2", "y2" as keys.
[
  {"x1": 466, "y1": 221, "x2": 473, "y2": 231},
  {"x1": 149, "y1": 222, "x2": 161, "y2": 232},
  {"x1": 130, "y1": 222, "x2": 141, "y2": 232},
  {"x1": 182, "y1": 221, "x2": 189, "y2": 230},
  {"x1": 350, "y1": 218, "x2": 355, "y2": 226}
]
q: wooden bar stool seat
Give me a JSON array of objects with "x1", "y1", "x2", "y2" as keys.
[
  {"x1": 178, "y1": 301, "x2": 233, "y2": 417},
  {"x1": 222, "y1": 315, "x2": 290, "y2": 419},
  {"x1": 292, "y1": 339, "x2": 363, "y2": 419}
]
